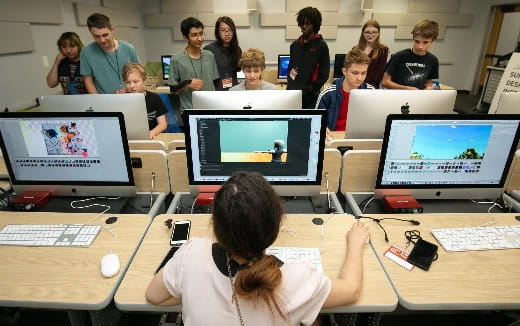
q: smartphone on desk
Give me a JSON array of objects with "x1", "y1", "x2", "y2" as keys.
[
  {"x1": 155, "y1": 220, "x2": 191, "y2": 274},
  {"x1": 170, "y1": 220, "x2": 191, "y2": 246}
]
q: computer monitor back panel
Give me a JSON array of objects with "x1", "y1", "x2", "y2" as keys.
[
  {"x1": 191, "y1": 90, "x2": 302, "y2": 110},
  {"x1": 37, "y1": 94, "x2": 149, "y2": 140},
  {"x1": 277, "y1": 55, "x2": 290, "y2": 81},
  {"x1": 0, "y1": 112, "x2": 136, "y2": 197},
  {"x1": 183, "y1": 110, "x2": 327, "y2": 196},
  {"x1": 375, "y1": 114, "x2": 520, "y2": 200},
  {"x1": 494, "y1": 91, "x2": 520, "y2": 114},
  {"x1": 346, "y1": 89, "x2": 457, "y2": 139}
]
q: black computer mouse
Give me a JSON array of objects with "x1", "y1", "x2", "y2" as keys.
[{"x1": 105, "y1": 216, "x2": 118, "y2": 224}]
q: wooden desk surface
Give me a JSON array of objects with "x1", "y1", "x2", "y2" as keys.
[
  {"x1": 0, "y1": 212, "x2": 150, "y2": 310},
  {"x1": 115, "y1": 213, "x2": 397, "y2": 313},
  {"x1": 366, "y1": 213, "x2": 520, "y2": 310},
  {"x1": 155, "y1": 133, "x2": 184, "y2": 144}
]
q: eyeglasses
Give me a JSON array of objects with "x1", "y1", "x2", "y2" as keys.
[
  {"x1": 218, "y1": 29, "x2": 233, "y2": 34},
  {"x1": 363, "y1": 31, "x2": 379, "y2": 35}
]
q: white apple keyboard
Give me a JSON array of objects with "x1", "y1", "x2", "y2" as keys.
[
  {"x1": 0, "y1": 224, "x2": 101, "y2": 247},
  {"x1": 267, "y1": 247, "x2": 323, "y2": 272},
  {"x1": 431, "y1": 225, "x2": 520, "y2": 252}
]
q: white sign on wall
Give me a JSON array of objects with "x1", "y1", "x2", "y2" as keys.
[{"x1": 490, "y1": 52, "x2": 520, "y2": 114}]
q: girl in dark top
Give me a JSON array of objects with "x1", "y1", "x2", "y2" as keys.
[
  {"x1": 46, "y1": 32, "x2": 88, "y2": 94},
  {"x1": 204, "y1": 16, "x2": 242, "y2": 90},
  {"x1": 352, "y1": 19, "x2": 389, "y2": 89},
  {"x1": 121, "y1": 63, "x2": 167, "y2": 139}
]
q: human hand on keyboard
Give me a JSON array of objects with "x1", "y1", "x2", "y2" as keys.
[{"x1": 347, "y1": 221, "x2": 370, "y2": 250}]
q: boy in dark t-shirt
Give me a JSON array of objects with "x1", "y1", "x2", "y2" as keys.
[
  {"x1": 382, "y1": 20, "x2": 439, "y2": 90},
  {"x1": 46, "y1": 32, "x2": 87, "y2": 94}
]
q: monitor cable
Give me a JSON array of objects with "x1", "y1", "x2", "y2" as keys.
[
  {"x1": 70, "y1": 196, "x2": 121, "y2": 253},
  {"x1": 357, "y1": 216, "x2": 420, "y2": 242}
]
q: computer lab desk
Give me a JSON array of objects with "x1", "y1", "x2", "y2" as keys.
[
  {"x1": 0, "y1": 212, "x2": 151, "y2": 326},
  {"x1": 114, "y1": 213, "x2": 397, "y2": 314},
  {"x1": 364, "y1": 213, "x2": 520, "y2": 311}
]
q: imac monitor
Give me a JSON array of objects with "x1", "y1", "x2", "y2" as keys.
[
  {"x1": 375, "y1": 114, "x2": 520, "y2": 200},
  {"x1": 346, "y1": 89, "x2": 457, "y2": 139},
  {"x1": 37, "y1": 94, "x2": 149, "y2": 140},
  {"x1": 161, "y1": 55, "x2": 171, "y2": 81},
  {"x1": 494, "y1": 91, "x2": 520, "y2": 114},
  {"x1": 277, "y1": 55, "x2": 290, "y2": 80},
  {"x1": 0, "y1": 112, "x2": 136, "y2": 197},
  {"x1": 191, "y1": 90, "x2": 302, "y2": 110},
  {"x1": 183, "y1": 110, "x2": 327, "y2": 196},
  {"x1": 333, "y1": 54, "x2": 346, "y2": 79}
]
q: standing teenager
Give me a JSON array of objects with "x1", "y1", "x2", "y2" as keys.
[
  {"x1": 287, "y1": 7, "x2": 330, "y2": 109},
  {"x1": 204, "y1": 16, "x2": 242, "y2": 91}
]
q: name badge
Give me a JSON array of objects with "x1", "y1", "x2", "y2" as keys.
[{"x1": 222, "y1": 78, "x2": 233, "y2": 89}]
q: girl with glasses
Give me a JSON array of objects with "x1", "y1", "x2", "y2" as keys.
[
  {"x1": 352, "y1": 19, "x2": 389, "y2": 89},
  {"x1": 204, "y1": 16, "x2": 242, "y2": 91}
]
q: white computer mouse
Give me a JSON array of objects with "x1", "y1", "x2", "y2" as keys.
[{"x1": 100, "y1": 253, "x2": 120, "y2": 278}]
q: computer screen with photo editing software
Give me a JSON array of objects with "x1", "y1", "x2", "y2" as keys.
[
  {"x1": 161, "y1": 55, "x2": 171, "y2": 81},
  {"x1": 0, "y1": 112, "x2": 135, "y2": 197},
  {"x1": 183, "y1": 110, "x2": 327, "y2": 196},
  {"x1": 375, "y1": 114, "x2": 520, "y2": 200},
  {"x1": 277, "y1": 55, "x2": 290, "y2": 80}
]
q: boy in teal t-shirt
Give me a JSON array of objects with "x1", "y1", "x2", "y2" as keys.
[
  {"x1": 80, "y1": 13, "x2": 139, "y2": 94},
  {"x1": 168, "y1": 17, "x2": 219, "y2": 112}
]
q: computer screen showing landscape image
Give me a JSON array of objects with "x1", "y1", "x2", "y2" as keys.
[
  {"x1": 278, "y1": 55, "x2": 290, "y2": 79},
  {"x1": 219, "y1": 120, "x2": 288, "y2": 163},
  {"x1": 375, "y1": 114, "x2": 520, "y2": 200},
  {"x1": 184, "y1": 110, "x2": 326, "y2": 196},
  {"x1": 161, "y1": 55, "x2": 171, "y2": 81},
  {"x1": 409, "y1": 124, "x2": 491, "y2": 161}
]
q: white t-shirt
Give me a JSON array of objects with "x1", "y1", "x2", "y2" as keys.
[{"x1": 162, "y1": 237, "x2": 331, "y2": 326}]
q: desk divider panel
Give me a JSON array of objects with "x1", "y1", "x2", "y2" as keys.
[
  {"x1": 327, "y1": 139, "x2": 383, "y2": 150},
  {"x1": 130, "y1": 150, "x2": 170, "y2": 193},
  {"x1": 341, "y1": 150, "x2": 381, "y2": 193},
  {"x1": 321, "y1": 148, "x2": 341, "y2": 193},
  {"x1": 167, "y1": 140, "x2": 186, "y2": 152},
  {"x1": 167, "y1": 150, "x2": 189, "y2": 193},
  {"x1": 505, "y1": 150, "x2": 520, "y2": 193},
  {"x1": 0, "y1": 156, "x2": 6, "y2": 176},
  {"x1": 167, "y1": 149, "x2": 342, "y2": 194},
  {"x1": 128, "y1": 140, "x2": 166, "y2": 151}
]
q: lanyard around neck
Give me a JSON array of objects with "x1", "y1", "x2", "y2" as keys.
[{"x1": 185, "y1": 48, "x2": 202, "y2": 79}]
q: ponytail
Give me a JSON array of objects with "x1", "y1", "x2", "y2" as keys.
[{"x1": 235, "y1": 255, "x2": 285, "y2": 318}]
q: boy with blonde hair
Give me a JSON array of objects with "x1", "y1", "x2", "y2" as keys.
[
  {"x1": 229, "y1": 48, "x2": 277, "y2": 91},
  {"x1": 121, "y1": 63, "x2": 167, "y2": 139},
  {"x1": 382, "y1": 19, "x2": 439, "y2": 90}
]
